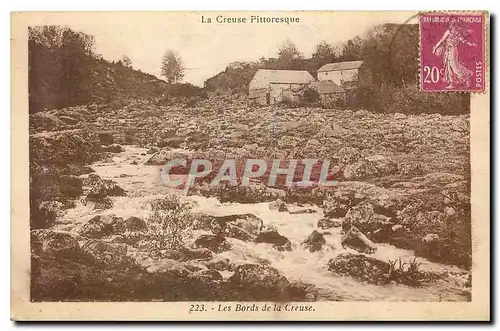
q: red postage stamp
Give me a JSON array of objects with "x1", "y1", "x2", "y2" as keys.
[{"x1": 420, "y1": 12, "x2": 486, "y2": 93}]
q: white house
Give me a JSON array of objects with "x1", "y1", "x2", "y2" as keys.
[
  {"x1": 317, "y1": 60, "x2": 365, "y2": 87},
  {"x1": 249, "y1": 69, "x2": 315, "y2": 105}
]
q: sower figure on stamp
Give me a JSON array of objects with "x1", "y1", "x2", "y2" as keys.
[{"x1": 432, "y1": 20, "x2": 476, "y2": 89}]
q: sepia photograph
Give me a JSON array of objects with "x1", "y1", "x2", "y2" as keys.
[{"x1": 10, "y1": 10, "x2": 490, "y2": 320}]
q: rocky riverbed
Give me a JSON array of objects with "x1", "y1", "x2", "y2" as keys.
[
  {"x1": 29, "y1": 100, "x2": 471, "y2": 302},
  {"x1": 32, "y1": 146, "x2": 470, "y2": 302}
]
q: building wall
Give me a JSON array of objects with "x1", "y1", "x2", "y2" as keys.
[
  {"x1": 318, "y1": 68, "x2": 359, "y2": 85},
  {"x1": 248, "y1": 88, "x2": 269, "y2": 106},
  {"x1": 269, "y1": 83, "x2": 304, "y2": 104}
]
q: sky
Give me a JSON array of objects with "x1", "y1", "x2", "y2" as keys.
[{"x1": 23, "y1": 11, "x2": 418, "y2": 86}]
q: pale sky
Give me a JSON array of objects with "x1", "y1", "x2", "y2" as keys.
[{"x1": 23, "y1": 11, "x2": 418, "y2": 86}]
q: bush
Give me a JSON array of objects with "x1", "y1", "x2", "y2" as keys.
[
  {"x1": 355, "y1": 84, "x2": 470, "y2": 115},
  {"x1": 145, "y1": 196, "x2": 194, "y2": 254}
]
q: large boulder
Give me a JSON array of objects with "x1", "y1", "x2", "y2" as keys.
[
  {"x1": 255, "y1": 230, "x2": 292, "y2": 251},
  {"x1": 227, "y1": 264, "x2": 290, "y2": 299},
  {"x1": 341, "y1": 226, "x2": 377, "y2": 254},
  {"x1": 269, "y1": 199, "x2": 288, "y2": 212},
  {"x1": 192, "y1": 234, "x2": 231, "y2": 253},
  {"x1": 301, "y1": 230, "x2": 326, "y2": 252},
  {"x1": 93, "y1": 197, "x2": 113, "y2": 210},
  {"x1": 221, "y1": 214, "x2": 263, "y2": 241},
  {"x1": 30, "y1": 130, "x2": 100, "y2": 165},
  {"x1": 124, "y1": 216, "x2": 147, "y2": 232},
  {"x1": 78, "y1": 215, "x2": 126, "y2": 239},
  {"x1": 100, "y1": 144, "x2": 124, "y2": 153},
  {"x1": 81, "y1": 240, "x2": 131, "y2": 266},
  {"x1": 366, "y1": 155, "x2": 398, "y2": 176},
  {"x1": 32, "y1": 230, "x2": 80, "y2": 258},
  {"x1": 342, "y1": 202, "x2": 375, "y2": 232},
  {"x1": 342, "y1": 202, "x2": 392, "y2": 236},
  {"x1": 58, "y1": 175, "x2": 83, "y2": 198},
  {"x1": 399, "y1": 162, "x2": 424, "y2": 177},
  {"x1": 342, "y1": 158, "x2": 379, "y2": 180},
  {"x1": 317, "y1": 217, "x2": 342, "y2": 230},
  {"x1": 328, "y1": 253, "x2": 390, "y2": 285},
  {"x1": 322, "y1": 194, "x2": 352, "y2": 218},
  {"x1": 203, "y1": 256, "x2": 232, "y2": 271},
  {"x1": 179, "y1": 247, "x2": 214, "y2": 261},
  {"x1": 84, "y1": 175, "x2": 126, "y2": 204},
  {"x1": 31, "y1": 200, "x2": 65, "y2": 229}
]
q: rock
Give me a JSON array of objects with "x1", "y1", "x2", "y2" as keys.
[
  {"x1": 85, "y1": 176, "x2": 126, "y2": 202},
  {"x1": 322, "y1": 194, "x2": 352, "y2": 218},
  {"x1": 228, "y1": 264, "x2": 290, "y2": 294},
  {"x1": 343, "y1": 202, "x2": 375, "y2": 232},
  {"x1": 317, "y1": 218, "x2": 342, "y2": 230},
  {"x1": 146, "y1": 147, "x2": 159, "y2": 154},
  {"x1": 78, "y1": 215, "x2": 125, "y2": 239},
  {"x1": 58, "y1": 175, "x2": 83, "y2": 198},
  {"x1": 204, "y1": 256, "x2": 231, "y2": 271},
  {"x1": 422, "y1": 233, "x2": 439, "y2": 243},
  {"x1": 255, "y1": 230, "x2": 292, "y2": 251},
  {"x1": 328, "y1": 253, "x2": 390, "y2": 285},
  {"x1": 278, "y1": 135, "x2": 300, "y2": 149},
  {"x1": 192, "y1": 234, "x2": 231, "y2": 253},
  {"x1": 97, "y1": 131, "x2": 114, "y2": 146},
  {"x1": 145, "y1": 149, "x2": 191, "y2": 166},
  {"x1": 315, "y1": 123, "x2": 347, "y2": 138},
  {"x1": 343, "y1": 158, "x2": 379, "y2": 180},
  {"x1": 188, "y1": 269, "x2": 223, "y2": 283},
  {"x1": 81, "y1": 240, "x2": 131, "y2": 266},
  {"x1": 366, "y1": 155, "x2": 398, "y2": 176},
  {"x1": 399, "y1": 162, "x2": 424, "y2": 177},
  {"x1": 338, "y1": 147, "x2": 363, "y2": 165},
  {"x1": 30, "y1": 130, "x2": 100, "y2": 165},
  {"x1": 353, "y1": 109, "x2": 369, "y2": 117},
  {"x1": 32, "y1": 201, "x2": 64, "y2": 229},
  {"x1": 180, "y1": 247, "x2": 214, "y2": 261},
  {"x1": 222, "y1": 214, "x2": 263, "y2": 241},
  {"x1": 301, "y1": 230, "x2": 326, "y2": 252},
  {"x1": 94, "y1": 197, "x2": 113, "y2": 210},
  {"x1": 131, "y1": 160, "x2": 138, "y2": 165},
  {"x1": 444, "y1": 206, "x2": 456, "y2": 216},
  {"x1": 394, "y1": 113, "x2": 407, "y2": 120},
  {"x1": 341, "y1": 226, "x2": 377, "y2": 254},
  {"x1": 269, "y1": 199, "x2": 288, "y2": 212},
  {"x1": 124, "y1": 216, "x2": 147, "y2": 232},
  {"x1": 32, "y1": 230, "x2": 80, "y2": 258},
  {"x1": 100, "y1": 144, "x2": 124, "y2": 153}
]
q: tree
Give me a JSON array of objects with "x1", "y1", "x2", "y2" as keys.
[
  {"x1": 29, "y1": 25, "x2": 96, "y2": 112},
  {"x1": 161, "y1": 50, "x2": 184, "y2": 83},
  {"x1": 121, "y1": 55, "x2": 132, "y2": 67},
  {"x1": 312, "y1": 40, "x2": 337, "y2": 63},
  {"x1": 276, "y1": 39, "x2": 303, "y2": 69},
  {"x1": 278, "y1": 38, "x2": 303, "y2": 61}
]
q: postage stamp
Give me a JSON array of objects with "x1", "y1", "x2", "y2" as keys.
[
  {"x1": 11, "y1": 11, "x2": 490, "y2": 321},
  {"x1": 420, "y1": 12, "x2": 486, "y2": 93}
]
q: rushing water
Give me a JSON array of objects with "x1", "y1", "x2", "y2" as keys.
[{"x1": 55, "y1": 146, "x2": 470, "y2": 302}]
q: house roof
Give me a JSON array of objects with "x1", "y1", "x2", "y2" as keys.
[
  {"x1": 249, "y1": 69, "x2": 315, "y2": 88},
  {"x1": 310, "y1": 81, "x2": 345, "y2": 94},
  {"x1": 317, "y1": 60, "x2": 365, "y2": 72}
]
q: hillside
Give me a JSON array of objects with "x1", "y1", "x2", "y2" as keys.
[{"x1": 28, "y1": 26, "x2": 204, "y2": 113}]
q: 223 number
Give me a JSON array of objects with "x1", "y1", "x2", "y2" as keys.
[{"x1": 189, "y1": 304, "x2": 206, "y2": 312}]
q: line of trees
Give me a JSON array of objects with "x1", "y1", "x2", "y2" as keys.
[
  {"x1": 29, "y1": 26, "x2": 97, "y2": 113},
  {"x1": 205, "y1": 24, "x2": 469, "y2": 114}
]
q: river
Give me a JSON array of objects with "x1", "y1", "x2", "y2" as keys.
[{"x1": 54, "y1": 146, "x2": 470, "y2": 302}]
